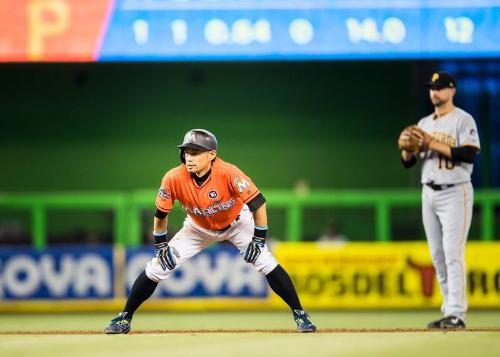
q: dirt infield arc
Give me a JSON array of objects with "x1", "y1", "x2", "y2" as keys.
[{"x1": 1, "y1": 328, "x2": 500, "y2": 335}]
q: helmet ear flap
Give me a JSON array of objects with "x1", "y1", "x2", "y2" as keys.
[{"x1": 180, "y1": 149, "x2": 186, "y2": 163}]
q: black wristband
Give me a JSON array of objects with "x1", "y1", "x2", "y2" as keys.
[
  {"x1": 253, "y1": 226, "x2": 267, "y2": 239},
  {"x1": 154, "y1": 208, "x2": 168, "y2": 219},
  {"x1": 247, "y1": 193, "x2": 266, "y2": 212},
  {"x1": 154, "y1": 233, "x2": 167, "y2": 245},
  {"x1": 402, "y1": 156, "x2": 417, "y2": 168}
]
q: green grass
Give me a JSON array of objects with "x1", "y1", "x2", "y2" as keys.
[{"x1": 1, "y1": 311, "x2": 500, "y2": 357}]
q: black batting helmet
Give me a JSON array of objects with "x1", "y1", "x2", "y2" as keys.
[{"x1": 178, "y1": 129, "x2": 217, "y2": 163}]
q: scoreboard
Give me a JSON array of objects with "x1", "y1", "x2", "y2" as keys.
[{"x1": 0, "y1": 0, "x2": 499, "y2": 61}]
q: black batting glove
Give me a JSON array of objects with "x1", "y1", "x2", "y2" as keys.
[
  {"x1": 243, "y1": 226, "x2": 268, "y2": 264},
  {"x1": 243, "y1": 237, "x2": 265, "y2": 263},
  {"x1": 154, "y1": 232, "x2": 176, "y2": 271}
]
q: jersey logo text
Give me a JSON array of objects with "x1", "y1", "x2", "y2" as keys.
[
  {"x1": 431, "y1": 132, "x2": 456, "y2": 147},
  {"x1": 182, "y1": 198, "x2": 236, "y2": 217}
]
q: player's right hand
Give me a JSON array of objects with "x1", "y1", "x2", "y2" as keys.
[
  {"x1": 155, "y1": 242, "x2": 176, "y2": 270},
  {"x1": 409, "y1": 126, "x2": 433, "y2": 151}
]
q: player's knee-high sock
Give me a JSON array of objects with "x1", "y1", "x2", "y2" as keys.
[
  {"x1": 266, "y1": 264, "x2": 302, "y2": 311},
  {"x1": 123, "y1": 270, "x2": 158, "y2": 320}
]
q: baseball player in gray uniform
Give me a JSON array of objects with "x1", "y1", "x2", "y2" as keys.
[{"x1": 399, "y1": 72, "x2": 480, "y2": 329}]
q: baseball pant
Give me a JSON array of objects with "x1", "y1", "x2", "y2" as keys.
[
  {"x1": 422, "y1": 182, "x2": 473, "y2": 320},
  {"x1": 145, "y1": 206, "x2": 278, "y2": 282}
]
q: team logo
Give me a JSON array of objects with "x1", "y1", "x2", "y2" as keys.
[
  {"x1": 233, "y1": 176, "x2": 249, "y2": 193},
  {"x1": 158, "y1": 187, "x2": 171, "y2": 200},
  {"x1": 470, "y1": 128, "x2": 476, "y2": 136},
  {"x1": 208, "y1": 190, "x2": 218, "y2": 199},
  {"x1": 432, "y1": 73, "x2": 439, "y2": 82},
  {"x1": 188, "y1": 131, "x2": 197, "y2": 143}
]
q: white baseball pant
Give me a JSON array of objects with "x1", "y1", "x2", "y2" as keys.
[
  {"x1": 145, "y1": 206, "x2": 278, "y2": 282},
  {"x1": 422, "y1": 182, "x2": 473, "y2": 320}
]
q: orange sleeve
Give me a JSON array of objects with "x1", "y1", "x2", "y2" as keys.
[
  {"x1": 227, "y1": 164, "x2": 260, "y2": 204},
  {"x1": 155, "y1": 173, "x2": 175, "y2": 213}
]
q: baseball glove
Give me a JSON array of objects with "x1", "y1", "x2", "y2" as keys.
[
  {"x1": 409, "y1": 126, "x2": 432, "y2": 151},
  {"x1": 398, "y1": 125, "x2": 420, "y2": 154}
]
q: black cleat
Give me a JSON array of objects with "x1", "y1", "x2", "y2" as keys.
[
  {"x1": 293, "y1": 309, "x2": 317, "y2": 333},
  {"x1": 427, "y1": 317, "x2": 446, "y2": 329},
  {"x1": 427, "y1": 316, "x2": 465, "y2": 329},
  {"x1": 104, "y1": 312, "x2": 132, "y2": 334}
]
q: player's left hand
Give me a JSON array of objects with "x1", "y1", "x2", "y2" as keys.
[
  {"x1": 155, "y1": 242, "x2": 176, "y2": 270},
  {"x1": 243, "y1": 237, "x2": 266, "y2": 264}
]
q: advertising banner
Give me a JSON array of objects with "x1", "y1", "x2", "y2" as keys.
[
  {"x1": 1, "y1": 242, "x2": 499, "y2": 311},
  {"x1": 272, "y1": 242, "x2": 500, "y2": 309},
  {"x1": 0, "y1": 246, "x2": 114, "y2": 299}
]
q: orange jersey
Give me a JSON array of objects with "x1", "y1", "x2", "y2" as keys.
[{"x1": 155, "y1": 158, "x2": 260, "y2": 230}]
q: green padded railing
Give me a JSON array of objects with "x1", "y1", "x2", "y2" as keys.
[{"x1": 0, "y1": 189, "x2": 498, "y2": 248}]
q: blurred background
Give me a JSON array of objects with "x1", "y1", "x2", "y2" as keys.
[{"x1": 0, "y1": 0, "x2": 499, "y2": 312}]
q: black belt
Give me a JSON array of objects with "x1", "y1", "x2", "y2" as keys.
[
  {"x1": 217, "y1": 215, "x2": 240, "y2": 232},
  {"x1": 425, "y1": 183, "x2": 455, "y2": 191}
]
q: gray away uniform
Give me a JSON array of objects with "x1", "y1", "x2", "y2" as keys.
[{"x1": 416, "y1": 107, "x2": 480, "y2": 320}]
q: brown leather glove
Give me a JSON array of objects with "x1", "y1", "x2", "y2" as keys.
[{"x1": 398, "y1": 125, "x2": 420, "y2": 154}]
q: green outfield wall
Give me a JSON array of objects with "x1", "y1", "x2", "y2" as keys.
[{"x1": 0, "y1": 189, "x2": 498, "y2": 247}]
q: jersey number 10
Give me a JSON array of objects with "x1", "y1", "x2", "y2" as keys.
[{"x1": 438, "y1": 154, "x2": 455, "y2": 170}]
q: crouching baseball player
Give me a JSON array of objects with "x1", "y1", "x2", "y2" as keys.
[{"x1": 105, "y1": 129, "x2": 316, "y2": 334}]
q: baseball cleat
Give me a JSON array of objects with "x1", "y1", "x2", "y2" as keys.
[
  {"x1": 427, "y1": 317, "x2": 447, "y2": 329},
  {"x1": 427, "y1": 316, "x2": 465, "y2": 329},
  {"x1": 293, "y1": 309, "x2": 317, "y2": 333},
  {"x1": 104, "y1": 312, "x2": 132, "y2": 334}
]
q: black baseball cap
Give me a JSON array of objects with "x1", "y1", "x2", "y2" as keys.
[{"x1": 425, "y1": 71, "x2": 456, "y2": 89}]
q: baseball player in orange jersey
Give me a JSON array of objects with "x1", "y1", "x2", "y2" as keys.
[{"x1": 105, "y1": 129, "x2": 316, "y2": 334}]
